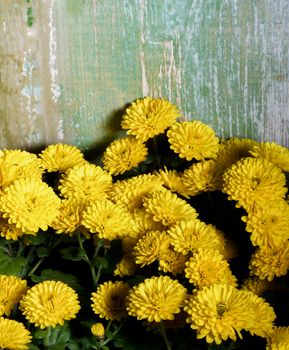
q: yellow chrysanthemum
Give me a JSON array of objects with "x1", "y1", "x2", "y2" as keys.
[
  {"x1": 168, "y1": 219, "x2": 224, "y2": 255},
  {"x1": 143, "y1": 190, "x2": 198, "y2": 226},
  {"x1": 58, "y1": 163, "x2": 112, "y2": 202},
  {"x1": 127, "y1": 275, "x2": 187, "y2": 322},
  {"x1": 158, "y1": 248, "x2": 188, "y2": 275},
  {"x1": 19, "y1": 280, "x2": 80, "y2": 328},
  {"x1": 184, "y1": 284, "x2": 250, "y2": 344},
  {"x1": 155, "y1": 167, "x2": 189, "y2": 198},
  {"x1": 249, "y1": 243, "x2": 289, "y2": 281},
  {"x1": 0, "y1": 218, "x2": 24, "y2": 240},
  {"x1": 167, "y1": 121, "x2": 219, "y2": 161},
  {"x1": 242, "y1": 200, "x2": 289, "y2": 248},
  {"x1": 111, "y1": 174, "x2": 164, "y2": 212},
  {"x1": 39, "y1": 144, "x2": 86, "y2": 172},
  {"x1": 182, "y1": 160, "x2": 219, "y2": 196},
  {"x1": 250, "y1": 141, "x2": 289, "y2": 172},
  {"x1": 218, "y1": 238, "x2": 238, "y2": 261},
  {"x1": 121, "y1": 97, "x2": 180, "y2": 142},
  {"x1": 266, "y1": 327, "x2": 289, "y2": 350},
  {"x1": 114, "y1": 253, "x2": 138, "y2": 277},
  {"x1": 0, "y1": 150, "x2": 43, "y2": 189},
  {"x1": 130, "y1": 209, "x2": 165, "y2": 240},
  {"x1": 0, "y1": 317, "x2": 31, "y2": 350},
  {"x1": 241, "y1": 277, "x2": 278, "y2": 296},
  {"x1": 51, "y1": 198, "x2": 87, "y2": 235},
  {"x1": 91, "y1": 281, "x2": 130, "y2": 321},
  {"x1": 222, "y1": 157, "x2": 287, "y2": 211},
  {"x1": 0, "y1": 178, "x2": 61, "y2": 233},
  {"x1": 241, "y1": 290, "x2": 275, "y2": 337},
  {"x1": 0, "y1": 275, "x2": 27, "y2": 316},
  {"x1": 82, "y1": 200, "x2": 135, "y2": 240},
  {"x1": 102, "y1": 137, "x2": 148, "y2": 175},
  {"x1": 133, "y1": 231, "x2": 171, "y2": 267},
  {"x1": 185, "y1": 249, "x2": 237, "y2": 289},
  {"x1": 91, "y1": 323, "x2": 105, "y2": 339}
]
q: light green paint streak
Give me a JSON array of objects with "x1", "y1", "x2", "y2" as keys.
[{"x1": 0, "y1": 0, "x2": 289, "y2": 150}]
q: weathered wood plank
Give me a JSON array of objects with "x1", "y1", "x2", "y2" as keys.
[{"x1": 0, "y1": 0, "x2": 288, "y2": 150}]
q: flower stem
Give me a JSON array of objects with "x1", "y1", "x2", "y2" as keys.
[
  {"x1": 28, "y1": 257, "x2": 45, "y2": 276},
  {"x1": 44, "y1": 327, "x2": 51, "y2": 347},
  {"x1": 160, "y1": 321, "x2": 172, "y2": 350}
]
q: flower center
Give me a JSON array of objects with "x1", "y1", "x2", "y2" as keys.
[{"x1": 216, "y1": 303, "x2": 227, "y2": 317}]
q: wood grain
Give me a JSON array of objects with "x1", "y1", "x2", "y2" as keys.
[{"x1": 0, "y1": 0, "x2": 289, "y2": 151}]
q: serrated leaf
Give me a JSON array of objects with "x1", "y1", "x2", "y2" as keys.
[
  {"x1": 34, "y1": 329, "x2": 49, "y2": 339},
  {"x1": 28, "y1": 344, "x2": 41, "y2": 350},
  {"x1": 36, "y1": 246, "x2": 50, "y2": 257},
  {"x1": 26, "y1": 231, "x2": 48, "y2": 245},
  {"x1": 93, "y1": 256, "x2": 108, "y2": 268},
  {"x1": 39, "y1": 269, "x2": 83, "y2": 293},
  {"x1": 0, "y1": 250, "x2": 26, "y2": 276},
  {"x1": 59, "y1": 247, "x2": 86, "y2": 261}
]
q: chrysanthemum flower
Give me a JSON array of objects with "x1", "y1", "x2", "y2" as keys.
[
  {"x1": 0, "y1": 275, "x2": 27, "y2": 316},
  {"x1": 184, "y1": 284, "x2": 250, "y2": 344},
  {"x1": 0, "y1": 218, "x2": 24, "y2": 240},
  {"x1": 241, "y1": 277, "x2": 278, "y2": 296},
  {"x1": 185, "y1": 249, "x2": 237, "y2": 289},
  {"x1": 218, "y1": 238, "x2": 238, "y2": 261},
  {"x1": 0, "y1": 150, "x2": 43, "y2": 189},
  {"x1": 182, "y1": 160, "x2": 219, "y2": 196},
  {"x1": 130, "y1": 209, "x2": 165, "y2": 239},
  {"x1": 250, "y1": 141, "x2": 289, "y2": 172},
  {"x1": 155, "y1": 167, "x2": 189, "y2": 198},
  {"x1": 167, "y1": 121, "x2": 219, "y2": 161},
  {"x1": 266, "y1": 326, "x2": 289, "y2": 350},
  {"x1": 133, "y1": 231, "x2": 171, "y2": 267},
  {"x1": 102, "y1": 137, "x2": 148, "y2": 175},
  {"x1": 51, "y1": 198, "x2": 86, "y2": 234},
  {"x1": 58, "y1": 163, "x2": 112, "y2": 202},
  {"x1": 168, "y1": 219, "x2": 224, "y2": 255},
  {"x1": 0, "y1": 178, "x2": 61, "y2": 233},
  {"x1": 158, "y1": 248, "x2": 187, "y2": 275},
  {"x1": 0, "y1": 317, "x2": 31, "y2": 350},
  {"x1": 91, "y1": 323, "x2": 105, "y2": 339},
  {"x1": 241, "y1": 290, "x2": 275, "y2": 337},
  {"x1": 39, "y1": 144, "x2": 86, "y2": 172},
  {"x1": 249, "y1": 243, "x2": 289, "y2": 281},
  {"x1": 121, "y1": 97, "x2": 180, "y2": 142},
  {"x1": 222, "y1": 157, "x2": 287, "y2": 211},
  {"x1": 82, "y1": 200, "x2": 135, "y2": 240},
  {"x1": 242, "y1": 200, "x2": 289, "y2": 248},
  {"x1": 91, "y1": 281, "x2": 130, "y2": 321},
  {"x1": 127, "y1": 275, "x2": 187, "y2": 322},
  {"x1": 143, "y1": 190, "x2": 198, "y2": 226},
  {"x1": 19, "y1": 280, "x2": 80, "y2": 328},
  {"x1": 114, "y1": 253, "x2": 138, "y2": 277},
  {"x1": 111, "y1": 174, "x2": 164, "y2": 212}
]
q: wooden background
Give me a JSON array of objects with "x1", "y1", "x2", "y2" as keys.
[{"x1": 1, "y1": 0, "x2": 289, "y2": 152}]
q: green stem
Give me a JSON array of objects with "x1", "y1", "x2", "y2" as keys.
[
  {"x1": 102, "y1": 320, "x2": 125, "y2": 347},
  {"x1": 160, "y1": 321, "x2": 172, "y2": 350},
  {"x1": 44, "y1": 327, "x2": 51, "y2": 347},
  {"x1": 28, "y1": 257, "x2": 45, "y2": 276}
]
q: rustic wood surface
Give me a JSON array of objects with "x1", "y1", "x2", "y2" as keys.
[{"x1": 1, "y1": 0, "x2": 289, "y2": 151}]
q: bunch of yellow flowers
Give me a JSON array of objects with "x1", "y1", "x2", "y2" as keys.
[{"x1": 0, "y1": 97, "x2": 288, "y2": 349}]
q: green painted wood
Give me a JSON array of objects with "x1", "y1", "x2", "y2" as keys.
[{"x1": 0, "y1": 0, "x2": 289, "y2": 150}]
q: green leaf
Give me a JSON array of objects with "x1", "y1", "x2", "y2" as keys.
[
  {"x1": 59, "y1": 247, "x2": 86, "y2": 261},
  {"x1": 26, "y1": 231, "x2": 48, "y2": 245},
  {"x1": 0, "y1": 250, "x2": 26, "y2": 276},
  {"x1": 28, "y1": 344, "x2": 41, "y2": 350},
  {"x1": 93, "y1": 256, "x2": 108, "y2": 268},
  {"x1": 38, "y1": 269, "x2": 83, "y2": 293},
  {"x1": 34, "y1": 329, "x2": 49, "y2": 339},
  {"x1": 36, "y1": 246, "x2": 50, "y2": 257}
]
